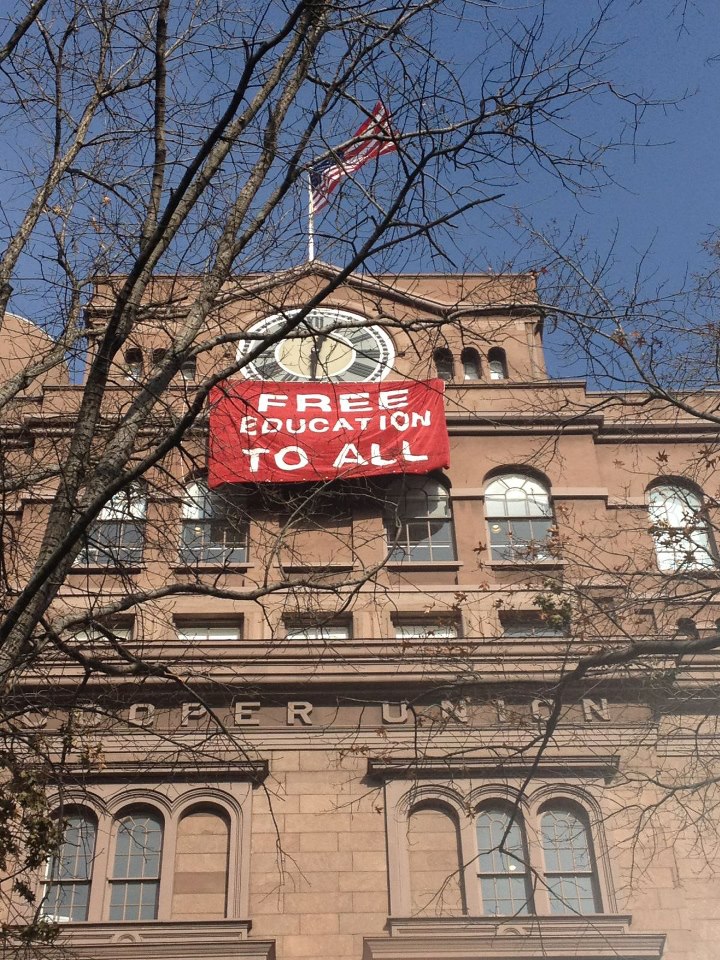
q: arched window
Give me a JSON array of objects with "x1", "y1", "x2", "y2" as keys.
[
  {"x1": 648, "y1": 481, "x2": 716, "y2": 572},
  {"x1": 461, "y1": 348, "x2": 481, "y2": 381},
  {"x1": 476, "y1": 805, "x2": 532, "y2": 916},
  {"x1": 488, "y1": 347, "x2": 508, "y2": 380},
  {"x1": 385, "y1": 477, "x2": 456, "y2": 562},
  {"x1": 408, "y1": 803, "x2": 463, "y2": 916},
  {"x1": 78, "y1": 483, "x2": 147, "y2": 566},
  {"x1": 434, "y1": 348, "x2": 455, "y2": 381},
  {"x1": 181, "y1": 478, "x2": 248, "y2": 565},
  {"x1": 540, "y1": 805, "x2": 600, "y2": 915},
  {"x1": 180, "y1": 357, "x2": 197, "y2": 382},
  {"x1": 172, "y1": 806, "x2": 230, "y2": 920},
  {"x1": 484, "y1": 473, "x2": 554, "y2": 561},
  {"x1": 42, "y1": 810, "x2": 97, "y2": 922},
  {"x1": 109, "y1": 810, "x2": 163, "y2": 921},
  {"x1": 124, "y1": 348, "x2": 144, "y2": 381}
]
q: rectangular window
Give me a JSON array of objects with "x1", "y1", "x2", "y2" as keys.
[
  {"x1": 501, "y1": 614, "x2": 567, "y2": 638},
  {"x1": 176, "y1": 623, "x2": 242, "y2": 643},
  {"x1": 395, "y1": 622, "x2": 458, "y2": 641},
  {"x1": 285, "y1": 624, "x2": 350, "y2": 641}
]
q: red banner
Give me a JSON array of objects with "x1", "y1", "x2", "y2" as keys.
[{"x1": 208, "y1": 379, "x2": 449, "y2": 485}]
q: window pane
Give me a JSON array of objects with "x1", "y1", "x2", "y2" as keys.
[
  {"x1": 110, "y1": 813, "x2": 162, "y2": 922},
  {"x1": 541, "y1": 809, "x2": 591, "y2": 871},
  {"x1": 177, "y1": 625, "x2": 241, "y2": 642},
  {"x1": 396, "y1": 624, "x2": 457, "y2": 640},
  {"x1": 541, "y1": 808, "x2": 599, "y2": 915},
  {"x1": 477, "y1": 810, "x2": 524, "y2": 872},
  {"x1": 286, "y1": 625, "x2": 350, "y2": 641},
  {"x1": 547, "y1": 874, "x2": 597, "y2": 915},
  {"x1": 649, "y1": 483, "x2": 715, "y2": 571},
  {"x1": 476, "y1": 807, "x2": 531, "y2": 916},
  {"x1": 181, "y1": 481, "x2": 248, "y2": 564},
  {"x1": 480, "y1": 875, "x2": 531, "y2": 916},
  {"x1": 43, "y1": 813, "x2": 96, "y2": 922},
  {"x1": 385, "y1": 480, "x2": 456, "y2": 562}
]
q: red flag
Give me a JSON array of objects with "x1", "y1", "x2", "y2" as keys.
[{"x1": 310, "y1": 101, "x2": 398, "y2": 212}]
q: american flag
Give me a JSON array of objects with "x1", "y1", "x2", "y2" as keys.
[{"x1": 309, "y1": 101, "x2": 398, "y2": 213}]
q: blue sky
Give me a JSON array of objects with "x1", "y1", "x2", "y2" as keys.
[
  {"x1": 499, "y1": 2, "x2": 719, "y2": 291},
  {"x1": 1, "y1": 1, "x2": 717, "y2": 385}
]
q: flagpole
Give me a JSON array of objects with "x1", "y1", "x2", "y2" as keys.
[{"x1": 307, "y1": 172, "x2": 315, "y2": 262}]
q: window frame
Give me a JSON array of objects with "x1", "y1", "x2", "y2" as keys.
[
  {"x1": 475, "y1": 803, "x2": 534, "y2": 916},
  {"x1": 538, "y1": 803, "x2": 601, "y2": 915},
  {"x1": 41, "y1": 810, "x2": 98, "y2": 922},
  {"x1": 75, "y1": 483, "x2": 147, "y2": 568},
  {"x1": 394, "y1": 621, "x2": 459, "y2": 641},
  {"x1": 384, "y1": 476, "x2": 457, "y2": 564},
  {"x1": 39, "y1": 784, "x2": 253, "y2": 925},
  {"x1": 487, "y1": 346, "x2": 508, "y2": 381},
  {"x1": 647, "y1": 480, "x2": 717, "y2": 573},
  {"x1": 461, "y1": 347, "x2": 481, "y2": 381},
  {"x1": 285, "y1": 622, "x2": 351, "y2": 641},
  {"x1": 433, "y1": 347, "x2": 455, "y2": 381},
  {"x1": 124, "y1": 348, "x2": 144, "y2": 381},
  {"x1": 500, "y1": 612, "x2": 568, "y2": 638},
  {"x1": 108, "y1": 808, "x2": 164, "y2": 922},
  {"x1": 385, "y1": 781, "x2": 612, "y2": 920},
  {"x1": 180, "y1": 477, "x2": 249, "y2": 567},
  {"x1": 484, "y1": 472, "x2": 555, "y2": 563}
]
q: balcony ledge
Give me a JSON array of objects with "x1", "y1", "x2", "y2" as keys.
[
  {"x1": 44, "y1": 919, "x2": 274, "y2": 960},
  {"x1": 364, "y1": 915, "x2": 665, "y2": 959}
]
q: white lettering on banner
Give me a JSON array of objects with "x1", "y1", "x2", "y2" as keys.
[
  {"x1": 239, "y1": 416, "x2": 258, "y2": 435},
  {"x1": 338, "y1": 394, "x2": 373, "y2": 412},
  {"x1": 261, "y1": 418, "x2": 282, "y2": 434},
  {"x1": 275, "y1": 446, "x2": 308, "y2": 470},
  {"x1": 308, "y1": 418, "x2": 330, "y2": 432},
  {"x1": 389, "y1": 412, "x2": 409, "y2": 430},
  {"x1": 333, "y1": 444, "x2": 366, "y2": 468},
  {"x1": 332, "y1": 418, "x2": 354, "y2": 432},
  {"x1": 401, "y1": 440, "x2": 428, "y2": 462},
  {"x1": 209, "y1": 379, "x2": 449, "y2": 485},
  {"x1": 257, "y1": 394, "x2": 289, "y2": 412},
  {"x1": 242, "y1": 448, "x2": 270, "y2": 472},
  {"x1": 296, "y1": 394, "x2": 331, "y2": 412},
  {"x1": 379, "y1": 388, "x2": 409, "y2": 409},
  {"x1": 370, "y1": 444, "x2": 396, "y2": 467},
  {"x1": 244, "y1": 441, "x2": 428, "y2": 472}
]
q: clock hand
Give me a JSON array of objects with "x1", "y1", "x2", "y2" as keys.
[{"x1": 309, "y1": 333, "x2": 328, "y2": 380}]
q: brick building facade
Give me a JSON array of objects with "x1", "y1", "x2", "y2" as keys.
[{"x1": 4, "y1": 267, "x2": 719, "y2": 959}]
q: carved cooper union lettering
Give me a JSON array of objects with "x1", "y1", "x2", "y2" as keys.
[{"x1": 119, "y1": 698, "x2": 616, "y2": 729}]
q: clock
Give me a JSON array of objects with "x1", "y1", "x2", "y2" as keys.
[{"x1": 236, "y1": 308, "x2": 395, "y2": 382}]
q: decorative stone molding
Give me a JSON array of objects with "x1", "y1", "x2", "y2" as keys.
[
  {"x1": 363, "y1": 916, "x2": 665, "y2": 959},
  {"x1": 367, "y1": 753, "x2": 620, "y2": 781},
  {"x1": 51, "y1": 920, "x2": 275, "y2": 960}
]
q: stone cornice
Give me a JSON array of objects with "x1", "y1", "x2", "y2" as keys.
[
  {"x1": 367, "y1": 753, "x2": 620, "y2": 780},
  {"x1": 364, "y1": 916, "x2": 665, "y2": 959},
  {"x1": 44, "y1": 920, "x2": 274, "y2": 960}
]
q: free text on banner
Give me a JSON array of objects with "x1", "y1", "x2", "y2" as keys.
[{"x1": 208, "y1": 379, "x2": 449, "y2": 485}]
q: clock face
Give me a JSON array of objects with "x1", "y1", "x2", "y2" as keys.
[{"x1": 237, "y1": 308, "x2": 395, "y2": 382}]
